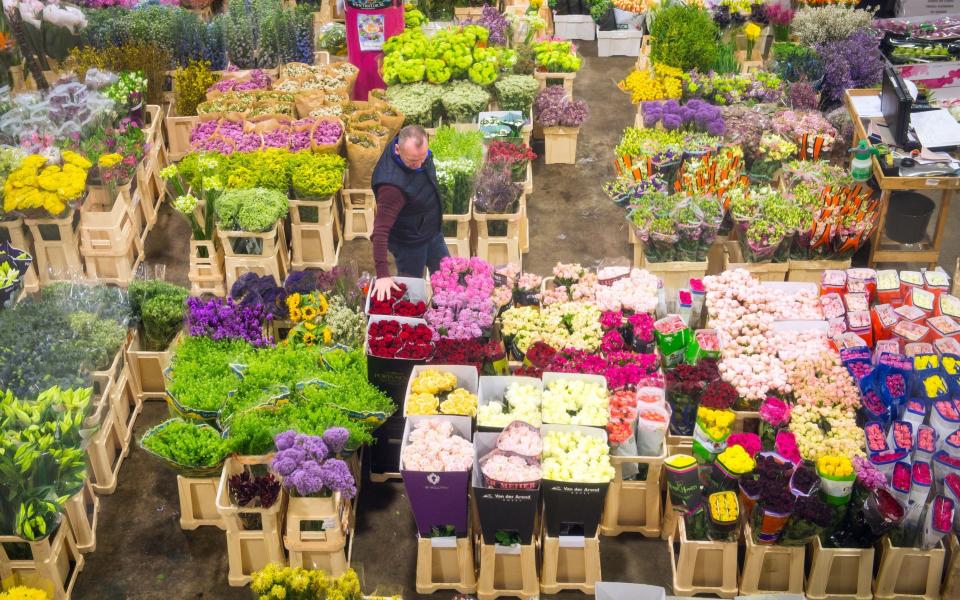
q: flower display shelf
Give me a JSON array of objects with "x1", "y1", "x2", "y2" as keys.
[
  {"x1": 597, "y1": 26, "x2": 644, "y2": 58},
  {"x1": 188, "y1": 238, "x2": 227, "y2": 296},
  {"x1": 787, "y1": 258, "x2": 853, "y2": 283},
  {"x1": 415, "y1": 535, "x2": 477, "y2": 595},
  {"x1": 874, "y1": 536, "x2": 946, "y2": 600},
  {"x1": 163, "y1": 105, "x2": 200, "y2": 162},
  {"x1": 533, "y1": 71, "x2": 575, "y2": 98},
  {"x1": 64, "y1": 479, "x2": 100, "y2": 554},
  {"x1": 143, "y1": 104, "x2": 165, "y2": 151},
  {"x1": 740, "y1": 523, "x2": 805, "y2": 595},
  {"x1": 284, "y1": 492, "x2": 354, "y2": 576},
  {"x1": 0, "y1": 523, "x2": 84, "y2": 600},
  {"x1": 805, "y1": 536, "x2": 875, "y2": 600},
  {"x1": 290, "y1": 196, "x2": 342, "y2": 270},
  {"x1": 635, "y1": 35, "x2": 652, "y2": 71},
  {"x1": 442, "y1": 209, "x2": 472, "y2": 258},
  {"x1": 454, "y1": 6, "x2": 484, "y2": 22},
  {"x1": 722, "y1": 241, "x2": 788, "y2": 282},
  {"x1": 543, "y1": 126, "x2": 579, "y2": 165},
  {"x1": 109, "y1": 365, "x2": 141, "y2": 450},
  {"x1": 554, "y1": 14, "x2": 595, "y2": 41},
  {"x1": 667, "y1": 516, "x2": 738, "y2": 598},
  {"x1": 474, "y1": 204, "x2": 523, "y2": 268},
  {"x1": 126, "y1": 329, "x2": 180, "y2": 402},
  {"x1": 476, "y1": 540, "x2": 538, "y2": 600},
  {"x1": 342, "y1": 188, "x2": 377, "y2": 241},
  {"x1": 943, "y1": 534, "x2": 960, "y2": 599},
  {"x1": 177, "y1": 475, "x2": 226, "y2": 531},
  {"x1": 539, "y1": 531, "x2": 601, "y2": 595},
  {"x1": 88, "y1": 405, "x2": 129, "y2": 495},
  {"x1": 24, "y1": 209, "x2": 84, "y2": 284},
  {"x1": 217, "y1": 221, "x2": 290, "y2": 290},
  {"x1": 600, "y1": 446, "x2": 667, "y2": 538},
  {"x1": 215, "y1": 455, "x2": 287, "y2": 586},
  {"x1": 80, "y1": 193, "x2": 144, "y2": 287},
  {"x1": 0, "y1": 218, "x2": 39, "y2": 293}
]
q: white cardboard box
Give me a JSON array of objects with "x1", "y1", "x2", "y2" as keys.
[
  {"x1": 554, "y1": 14, "x2": 596, "y2": 41},
  {"x1": 596, "y1": 26, "x2": 644, "y2": 57}
]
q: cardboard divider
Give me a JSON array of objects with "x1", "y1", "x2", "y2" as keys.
[
  {"x1": 403, "y1": 364, "x2": 479, "y2": 418},
  {"x1": 401, "y1": 414, "x2": 473, "y2": 537},
  {"x1": 540, "y1": 424, "x2": 610, "y2": 538},
  {"x1": 472, "y1": 431, "x2": 540, "y2": 545}
]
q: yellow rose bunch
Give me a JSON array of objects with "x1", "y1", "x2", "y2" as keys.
[
  {"x1": 3, "y1": 152, "x2": 90, "y2": 217},
  {"x1": 0, "y1": 586, "x2": 51, "y2": 600},
  {"x1": 440, "y1": 387, "x2": 478, "y2": 416},
  {"x1": 817, "y1": 455, "x2": 853, "y2": 479},
  {"x1": 407, "y1": 392, "x2": 440, "y2": 415},
  {"x1": 665, "y1": 454, "x2": 696, "y2": 469},
  {"x1": 717, "y1": 444, "x2": 755, "y2": 474},
  {"x1": 411, "y1": 369, "x2": 457, "y2": 395},
  {"x1": 617, "y1": 62, "x2": 683, "y2": 103},
  {"x1": 697, "y1": 406, "x2": 735, "y2": 440}
]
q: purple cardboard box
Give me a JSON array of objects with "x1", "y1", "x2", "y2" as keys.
[{"x1": 401, "y1": 415, "x2": 473, "y2": 537}]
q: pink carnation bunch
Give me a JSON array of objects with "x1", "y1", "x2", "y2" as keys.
[
  {"x1": 425, "y1": 257, "x2": 496, "y2": 340},
  {"x1": 775, "y1": 430, "x2": 802, "y2": 464},
  {"x1": 759, "y1": 396, "x2": 791, "y2": 427}
]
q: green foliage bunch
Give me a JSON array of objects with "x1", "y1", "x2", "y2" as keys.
[
  {"x1": 648, "y1": 4, "x2": 719, "y2": 72},
  {"x1": 129, "y1": 280, "x2": 189, "y2": 351},
  {"x1": 216, "y1": 187, "x2": 289, "y2": 232},
  {"x1": 141, "y1": 418, "x2": 232, "y2": 468}
]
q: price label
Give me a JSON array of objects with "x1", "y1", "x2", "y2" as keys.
[
  {"x1": 559, "y1": 535, "x2": 585, "y2": 548},
  {"x1": 431, "y1": 536, "x2": 457, "y2": 548},
  {"x1": 495, "y1": 543, "x2": 521, "y2": 555}
]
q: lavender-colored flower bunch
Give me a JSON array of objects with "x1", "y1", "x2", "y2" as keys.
[
  {"x1": 817, "y1": 29, "x2": 884, "y2": 105},
  {"x1": 643, "y1": 99, "x2": 725, "y2": 136},
  {"x1": 466, "y1": 5, "x2": 510, "y2": 46},
  {"x1": 270, "y1": 429, "x2": 356, "y2": 498},
  {"x1": 186, "y1": 296, "x2": 274, "y2": 347},
  {"x1": 534, "y1": 86, "x2": 589, "y2": 128}
]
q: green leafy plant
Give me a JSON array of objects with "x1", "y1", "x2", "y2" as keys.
[
  {"x1": 140, "y1": 418, "x2": 231, "y2": 468},
  {"x1": 167, "y1": 336, "x2": 253, "y2": 413},
  {"x1": 648, "y1": 5, "x2": 719, "y2": 72},
  {"x1": 439, "y1": 80, "x2": 491, "y2": 124},
  {"x1": 129, "y1": 280, "x2": 189, "y2": 351},
  {"x1": 494, "y1": 74, "x2": 539, "y2": 112},
  {"x1": 216, "y1": 187, "x2": 289, "y2": 233},
  {"x1": 67, "y1": 311, "x2": 127, "y2": 372}
]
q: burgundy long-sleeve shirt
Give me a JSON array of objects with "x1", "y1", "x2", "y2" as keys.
[{"x1": 372, "y1": 184, "x2": 406, "y2": 278}]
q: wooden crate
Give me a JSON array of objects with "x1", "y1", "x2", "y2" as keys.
[
  {"x1": 64, "y1": 479, "x2": 100, "y2": 554},
  {"x1": 943, "y1": 534, "x2": 960, "y2": 599},
  {"x1": 722, "y1": 241, "x2": 788, "y2": 282},
  {"x1": 0, "y1": 523, "x2": 84, "y2": 600},
  {"x1": 416, "y1": 536, "x2": 477, "y2": 595},
  {"x1": 215, "y1": 456, "x2": 287, "y2": 586},
  {"x1": 806, "y1": 535, "x2": 874, "y2": 600},
  {"x1": 0, "y1": 217, "x2": 39, "y2": 293},
  {"x1": 135, "y1": 144, "x2": 167, "y2": 229},
  {"x1": 454, "y1": 6, "x2": 484, "y2": 21},
  {"x1": 543, "y1": 126, "x2": 579, "y2": 165},
  {"x1": 177, "y1": 475, "x2": 226, "y2": 531},
  {"x1": 80, "y1": 186, "x2": 143, "y2": 254},
  {"x1": 788, "y1": 258, "x2": 852, "y2": 283},
  {"x1": 24, "y1": 210, "x2": 84, "y2": 284},
  {"x1": 540, "y1": 532, "x2": 601, "y2": 595},
  {"x1": 219, "y1": 225, "x2": 289, "y2": 290},
  {"x1": 164, "y1": 112, "x2": 200, "y2": 161},
  {"x1": 635, "y1": 245, "x2": 708, "y2": 304},
  {"x1": 82, "y1": 234, "x2": 143, "y2": 287},
  {"x1": 668, "y1": 517, "x2": 738, "y2": 598},
  {"x1": 874, "y1": 536, "x2": 946, "y2": 600},
  {"x1": 533, "y1": 71, "x2": 575, "y2": 98},
  {"x1": 126, "y1": 329, "x2": 178, "y2": 401},
  {"x1": 740, "y1": 523, "x2": 805, "y2": 595},
  {"x1": 87, "y1": 406, "x2": 128, "y2": 495},
  {"x1": 108, "y1": 365, "x2": 141, "y2": 450},
  {"x1": 189, "y1": 238, "x2": 226, "y2": 296},
  {"x1": 443, "y1": 209, "x2": 472, "y2": 258},
  {"x1": 285, "y1": 493, "x2": 350, "y2": 576},
  {"x1": 474, "y1": 206, "x2": 522, "y2": 268},
  {"x1": 477, "y1": 541, "x2": 538, "y2": 600},
  {"x1": 143, "y1": 104, "x2": 165, "y2": 149},
  {"x1": 706, "y1": 235, "x2": 728, "y2": 275},
  {"x1": 289, "y1": 197, "x2": 341, "y2": 270},
  {"x1": 600, "y1": 448, "x2": 666, "y2": 537},
  {"x1": 342, "y1": 188, "x2": 376, "y2": 241}
]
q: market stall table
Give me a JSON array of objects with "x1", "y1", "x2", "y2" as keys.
[{"x1": 844, "y1": 89, "x2": 958, "y2": 269}]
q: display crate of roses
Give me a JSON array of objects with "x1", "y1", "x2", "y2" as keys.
[
  {"x1": 404, "y1": 366, "x2": 479, "y2": 419},
  {"x1": 366, "y1": 315, "x2": 434, "y2": 407}
]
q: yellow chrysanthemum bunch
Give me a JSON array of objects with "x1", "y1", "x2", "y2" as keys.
[
  {"x1": 251, "y1": 564, "x2": 362, "y2": 599},
  {"x1": 0, "y1": 586, "x2": 51, "y2": 600},
  {"x1": 97, "y1": 153, "x2": 122, "y2": 168},
  {"x1": 617, "y1": 62, "x2": 683, "y2": 103},
  {"x1": 3, "y1": 151, "x2": 90, "y2": 217}
]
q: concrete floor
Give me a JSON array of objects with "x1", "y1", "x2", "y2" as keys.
[{"x1": 71, "y1": 41, "x2": 960, "y2": 598}]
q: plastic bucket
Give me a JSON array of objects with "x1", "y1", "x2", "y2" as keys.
[
  {"x1": 886, "y1": 192, "x2": 935, "y2": 244},
  {"x1": 613, "y1": 8, "x2": 645, "y2": 30}
]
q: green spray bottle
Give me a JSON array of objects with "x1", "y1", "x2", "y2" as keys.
[{"x1": 849, "y1": 140, "x2": 880, "y2": 182}]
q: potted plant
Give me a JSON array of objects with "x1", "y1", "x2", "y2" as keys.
[{"x1": 534, "y1": 85, "x2": 589, "y2": 164}]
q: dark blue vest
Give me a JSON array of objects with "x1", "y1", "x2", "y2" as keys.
[{"x1": 371, "y1": 138, "x2": 442, "y2": 246}]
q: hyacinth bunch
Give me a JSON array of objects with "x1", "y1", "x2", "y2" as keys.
[
  {"x1": 186, "y1": 296, "x2": 273, "y2": 347},
  {"x1": 425, "y1": 257, "x2": 496, "y2": 340},
  {"x1": 642, "y1": 99, "x2": 725, "y2": 136},
  {"x1": 270, "y1": 428, "x2": 356, "y2": 498}
]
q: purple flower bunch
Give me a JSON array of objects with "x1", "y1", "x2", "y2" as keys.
[
  {"x1": 466, "y1": 5, "x2": 509, "y2": 46},
  {"x1": 209, "y1": 70, "x2": 273, "y2": 94},
  {"x1": 425, "y1": 257, "x2": 496, "y2": 340},
  {"x1": 262, "y1": 129, "x2": 291, "y2": 149},
  {"x1": 817, "y1": 29, "x2": 884, "y2": 104},
  {"x1": 186, "y1": 296, "x2": 274, "y2": 347},
  {"x1": 191, "y1": 118, "x2": 334, "y2": 154},
  {"x1": 853, "y1": 455, "x2": 888, "y2": 491},
  {"x1": 313, "y1": 120, "x2": 344, "y2": 145},
  {"x1": 271, "y1": 429, "x2": 356, "y2": 498},
  {"x1": 793, "y1": 495, "x2": 832, "y2": 527},
  {"x1": 643, "y1": 99, "x2": 725, "y2": 136},
  {"x1": 534, "y1": 86, "x2": 589, "y2": 129}
]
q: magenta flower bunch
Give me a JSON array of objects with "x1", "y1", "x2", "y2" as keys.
[
  {"x1": 547, "y1": 349, "x2": 658, "y2": 390},
  {"x1": 209, "y1": 69, "x2": 273, "y2": 94},
  {"x1": 271, "y1": 428, "x2": 356, "y2": 499},
  {"x1": 425, "y1": 257, "x2": 496, "y2": 340}
]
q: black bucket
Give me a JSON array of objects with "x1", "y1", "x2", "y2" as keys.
[{"x1": 886, "y1": 192, "x2": 935, "y2": 244}]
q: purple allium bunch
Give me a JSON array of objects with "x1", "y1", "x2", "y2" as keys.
[
  {"x1": 817, "y1": 29, "x2": 884, "y2": 104},
  {"x1": 534, "y1": 86, "x2": 589, "y2": 128},
  {"x1": 643, "y1": 99, "x2": 725, "y2": 136},
  {"x1": 186, "y1": 297, "x2": 274, "y2": 347},
  {"x1": 284, "y1": 271, "x2": 319, "y2": 295},
  {"x1": 271, "y1": 429, "x2": 357, "y2": 498}
]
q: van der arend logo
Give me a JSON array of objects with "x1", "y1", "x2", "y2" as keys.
[{"x1": 427, "y1": 473, "x2": 440, "y2": 485}]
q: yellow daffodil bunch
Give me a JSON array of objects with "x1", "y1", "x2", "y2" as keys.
[
  {"x1": 617, "y1": 62, "x2": 683, "y2": 103},
  {"x1": 817, "y1": 455, "x2": 853, "y2": 479},
  {"x1": 743, "y1": 22, "x2": 762, "y2": 41},
  {"x1": 696, "y1": 406, "x2": 735, "y2": 440},
  {"x1": 0, "y1": 586, "x2": 51, "y2": 600},
  {"x1": 3, "y1": 151, "x2": 90, "y2": 217},
  {"x1": 411, "y1": 369, "x2": 458, "y2": 395},
  {"x1": 716, "y1": 444, "x2": 755, "y2": 475}
]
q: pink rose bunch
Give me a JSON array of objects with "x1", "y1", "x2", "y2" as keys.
[
  {"x1": 775, "y1": 430, "x2": 802, "y2": 464},
  {"x1": 759, "y1": 397, "x2": 791, "y2": 427},
  {"x1": 768, "y1": 287, "x2": 823, "y2": 320},
  {"x1": 425, "y1": 257, "x2": 496, "y2": 340},
  {"x1": 594, "y1": 268, "x2": 659, "y2": 313},
  {"x1": 401, "y1": 419, "x2": 473, "y2": 472},
  {"x1": 481, "y1": 453, "x2": 541, "y2": 483},
  {"x1": 496, "y1": 421, "x2": 542, "y2": 456},
  {"x1": 787, "y1": 348, "x2": 861, "y2": 409},
  {"x1": 727, "y1": 432, "x2": 762, "y2": 457}
]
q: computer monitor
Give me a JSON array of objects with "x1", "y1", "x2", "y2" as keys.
[{"x1": 881, "y1": 63, "x2": 913, "y2": 146}]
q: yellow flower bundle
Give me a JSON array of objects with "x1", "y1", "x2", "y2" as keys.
[
  {"x1": 817, "y1": 455, "x2": 853, "y2": 479},
  {"x1": 410, "y1": 369, "x2": 457, "y2": 395},
  {"x1": 406, "y1": 388, "x2": 478, "y2": 416},
  {"x1": 915, "y1": 354, "x2": 939, "y2": 370},
  {"x1": 0, "y1": 586, "x2": 51, "y2": 600},
  {"x1": 697, "y1": 406, "x2": 735, "y2": 440},
  {"x1": 617, "y1": 63, "x2": 683, "y2": 103},
  {"x1": 717, "y1": 444, "x2": 755, "y2": 474},
  {"x1": 708, "y1": 490, "x2": 739, "y2": 523},
  {"x1": 286, "y1": 291, "x2": 329, "y2": 324},
  {"x1": 3, "y1": 151, "x2": 90, "y2": 217}
]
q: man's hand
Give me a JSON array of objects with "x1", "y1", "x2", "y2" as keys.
[{"x1": 372, "y1": 277, "x2": 400, "y2": 301}]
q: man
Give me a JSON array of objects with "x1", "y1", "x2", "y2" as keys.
[{"x1": 370, "y1": 124, "x2": 448, "y2": 301}]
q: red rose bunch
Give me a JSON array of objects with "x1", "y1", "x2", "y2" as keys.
[
  {"x1": 699, "y1": 380, "x2": 738, "y2": 410},
  {"x1": 393, "y1": 300, "x2": 427, "y2": 317},
  {"x1": 368, "y1": 320, "x2": 434, "y2": 359},
  {"x1": 431, "y1": 339, "x2": 505, "y2": 369},
  {"x1": 485, "y1": 141, "x2": 537, "y2": 168},
  {"x1": 368, "y1": 283, "x2": 424, "y2": 316},
  {"x1": 525, "y1": 341, "x2": 557, "y2": 368}
]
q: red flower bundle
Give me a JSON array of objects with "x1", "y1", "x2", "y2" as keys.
[
  {"x1": 700, "y1": 380, "x2": 738, "y2": 410},
  {"x1": 486, "y1": 141, "x2": 537, "y2": 167},
  {"x1": 431, "y1": 338, "x2": 505, "y2": 369},
  {"x1": 607, "y1": 390, "x2": 639, "y2": 444},
  {"x1": 525, "y1": 341, "x2": 557, "y2": 368},
  {"x1": 368, "y1": 283, "x2": 425, "y2": 316},
  {"x1": 368, "y1": 320, "x2": 434, "y2": 359}
]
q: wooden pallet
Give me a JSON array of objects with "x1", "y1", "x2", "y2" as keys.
[
  {"x1": 0, "y1": 523, "x2": 84, "y2": 600},
  {"x1": 285, "y1": 493, "x2": 351, "y2": 576},
  {"x1": 24, "y1": 210, "x2": 84, "y2": 284},
  {"x1": 289, "y1": 197, "x2": 341, "y2": 270},
  {"x1": 474, "y1": 206, "x2": 522, "y2": 268},
  {"x1": 806, "y1": 535, "x2": 874, "y2": 600},
  {"x1": 342, "y1": 188, "x2": 376, "y2": 241},
  {"x1": 874, "y1": 536, "x2": 945, "y2": 600},
  {"x1": 539, "y1": 532, "x2": 601, "y2": 595},
  {"x1": 126, "y1": 329, "x2": 178, "y2": 401},
  {"x1": 415, "y1": 536, "x2": 477, "y2": 595},
  {"x1": 740, "y1": 523, "x2": 805, "y2": 595},
  {"x1": 218, "y1": 223, "x2": 289, "y2": 290},
  {"x1": 188, "y1": 239, "x2": 227, "y2": 296},
  {"x1": 667, "y1": 517, "x2": 738, "y2": 598},
  {"x1": 477, "y1": 540, "x2": 538, "y2": 600},
  {"x1": 600, "y1": 449, "x2": 666, "y2": 537},
  {"x1": 177, "y1": 475, "x2": 226, "y2": 531}
]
